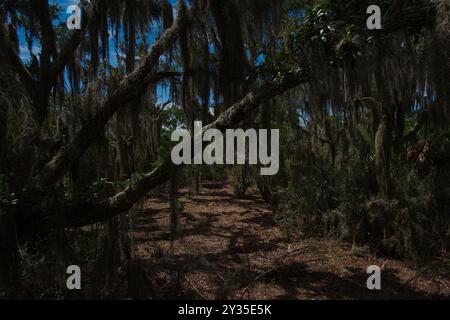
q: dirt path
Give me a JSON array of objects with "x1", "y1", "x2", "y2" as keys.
[{"x1": 131, "y1": 183, "x2": 450, "y2": 300}]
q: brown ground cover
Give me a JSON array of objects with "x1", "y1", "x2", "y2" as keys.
[{"x1": 130, "y1": 183, "x2": 450, "y2": 300}]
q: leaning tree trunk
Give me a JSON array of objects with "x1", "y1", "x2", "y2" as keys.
[{"x1": 169, "y1": 168, "x2": 179, "y2": 240}]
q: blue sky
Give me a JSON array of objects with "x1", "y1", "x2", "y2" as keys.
[
  {"x1": 15, "y1": 0, "x2": 202, "y2": 106},
  {"x1": 18, "y1": 0, "x2": 175, "y2": 62},
  {"x1": 17, "y1": 0, "x2": 173, "y2": 98},
  {"x1": 19, "y1": 0, "x2": 78, "y2": 61}
]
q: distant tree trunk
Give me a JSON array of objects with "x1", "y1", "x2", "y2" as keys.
[
  {"x1": 170, "y1": 168, "x2": 179, "y2": 240},
  {"x1": 179, "y1": 10, "x2": 199, "y2": 196},
  {"x1": 114, "y1": 3, "x2": 138, "y2": 180},
  {"x1": 375, "y1": 110, "x2": 393, "y2": 199},
  {"x1": 253, "y1": 171, "x2": 275, "y2": 204},
  {"x1": 149, "y1": 105, "x2": 161, "y2": 164},
  {"x1": 241, "y1": 165, "x2": 248, "y2": 196},
  {"x1": 392, "y1": 91, "x2": 406, "y2": 155},
  {"x1": 116, "y1": 130, "x2": 132, "y2": 179},
  {"x1": 253, "y1": 103, "x2": 275, "y2": 202},
  {"x1": 195, "y1": 170, "x2": 200, "y2": 195}
]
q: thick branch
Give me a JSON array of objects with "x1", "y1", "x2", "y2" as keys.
[
  {"x1": 0, "y1": 24, "x2": 35, "y2": 91},
  {"x1": 29, "y1": 8, "x2": 186, "y2": 193},
  {"x1": 50, "y1": 2, "x2": 97, "y2": 80},
  {"x1": 19, "y1": 69, "x2": 309, "y2": 234},
  {"x1": 34, "y1": 0, "x2": 57, "y2": 68}
]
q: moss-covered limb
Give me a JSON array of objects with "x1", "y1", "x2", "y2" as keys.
[
  {"x1": 17, "y1": 69, "x2": 309, "y2": 234},
  {"x1": 381, "y1": 0, "x2": 436, "y2": 34},
  {"x1": 49, "y1": 1, "x2": 97, "y2": 82},
  {"x1": 29, "y1": 5, "x2": 187, "y2": 195},
  {"x1": 0, "y1": 24, "x2": 35, "y2": 92}
]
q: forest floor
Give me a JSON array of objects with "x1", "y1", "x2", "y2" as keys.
[{"x1": 130, "y1": 183, "x2": 450, "y2": 300}]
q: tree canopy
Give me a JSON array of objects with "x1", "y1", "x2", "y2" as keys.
[{"x1": 0, "y1": 0, "x2": 449, "y2": 299}]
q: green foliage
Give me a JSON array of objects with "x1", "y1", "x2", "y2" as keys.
[
  {"x1": 154, "y1": 104, "x2": 187, "y2": 166},
  {"x1": 275, "y1": 140, "x2": 447, "y2": 263}
]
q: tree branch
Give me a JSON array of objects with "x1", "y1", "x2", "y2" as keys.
[
  {"x1": 34, "y1": 0, "x2": 57, "y2": 68},
  {"x1": 0, "y1": 24, "x2": 35, "y2": 91},
  {"x1": 28, "y1": 5, "x2": 187, "y2": 194},
  {"x1": 49, "y1": 2, "x2": 97, "y2": 80},
  {"x1": 19, "y1": 69, "x2": 309, "y2": 235}
]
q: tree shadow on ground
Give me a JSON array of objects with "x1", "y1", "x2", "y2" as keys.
[{"x1": 133, "y1": 185, "x2": 450, "y2": 300}]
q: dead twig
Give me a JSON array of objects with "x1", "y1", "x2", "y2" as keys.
[
  {"x1": 240, "y1": 266, "x2": 282, "y2": 299},
  {"x1": 402, "y1": 265, "x2": 434, "y2": 288},
  {"x1": 277, "y1": 246, "x2": 313, "y2": 262},
  {"x1": 185, "y1": 275, "x2": 208, "y2": 300}
]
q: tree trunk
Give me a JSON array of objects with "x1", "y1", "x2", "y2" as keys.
[
  {"x1": 170, "y1": 168, "x2": 179, "y2": 240},
  {"x1": 375, "y1": 111, "x2": 393, "y2": 199}
]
